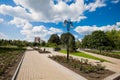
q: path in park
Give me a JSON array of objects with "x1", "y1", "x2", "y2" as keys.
[
  {"x1": 43, "y1": 48, "x2": 120, "y2": 73},
  {"x1": 16, "y1": 47, "x2": 86, "y2": 80},
  {"x1": 79, "y1": 50, "x2": 120, "y2": 73}
]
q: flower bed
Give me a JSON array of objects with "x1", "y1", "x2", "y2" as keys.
[
  {"x1": 0, "y1": 47, "x2": 25, "y2": 80},
  {"x1": 49, "y1": 55, "x2": 114, "y2": 80}
]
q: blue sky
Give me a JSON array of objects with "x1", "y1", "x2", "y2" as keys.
[{"x1": 0, "y1": 0, "x2": 120, "y2": 42}]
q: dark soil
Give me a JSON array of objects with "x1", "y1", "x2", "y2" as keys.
[
  {"x1": 0, "y1": 55, "x2": 23, "y2": 80},
  {"x1": 49, "y1": 56, "x2": 115, "y2": 80},
  {"x1": 60, "y1": 62, "x2": 114, "y2": 80},
  {"x1": 114, "y1": 75, "x2": 120, "y2": 80},
  {"x1": 0, "y1": 47, "x2": 25, "y2": 80}
]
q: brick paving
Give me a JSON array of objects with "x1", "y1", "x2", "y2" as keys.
[{"x1": 16, "y1": 47, "x2": 86, "y2": 80}]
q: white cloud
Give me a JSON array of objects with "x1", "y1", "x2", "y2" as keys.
[
  {"x1": 111, "y1": 0, "x2": 120, "y2": 4},
  {"x1": 0, "y1": 5, "x2": 32, "y2": 20},
  {"x1": 9, "y1": 17, "x2": 28, "y2": 28},
  {"x1": 0, "y1": 18, "x2": 4, "y2": 23},
  {"x1": 49, "y1": 27, "x2": 63, "y2": 34},
  {"x1": 0, "y1": 0, "x2": 106, "y2": 22},
  {"x1": 0, "y1": 32, "x2": 7, "y2": 39},
  {"x1": 78, "y1": 38, "x2": 82, "y2": 42},
  {"x1": 74, "y1": 22, "x2": 120, "y2": 35},
  {"x1": 85, "y1": 0, "x2": 106, "y2": 12},
  {"x1": 73, "y1": 34, "x2": 78, "y2": 38},
  {"x1": 116, "y1": 22, "x2": 120, "y2": 26},
  {"x1": 32, "y1": 26, "x2": 63, "y2": 40},
  {"x1": 9, "y1": 18, "x2": 63, "y2": 41}
]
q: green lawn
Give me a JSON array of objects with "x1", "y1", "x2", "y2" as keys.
[
  {"x1": 112, "y1": 52, "x2": 120, "y2": 54},
  {"x1": 59, "y1": 50, "x2": 110, "y2": 62}
]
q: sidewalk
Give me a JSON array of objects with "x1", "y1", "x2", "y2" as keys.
[
  {"x1": 79, "y1": 50, "x2": 120, "y2": 73},
  {"x1": 16, "y1": 48, "x2": 86, "y2": 80}
]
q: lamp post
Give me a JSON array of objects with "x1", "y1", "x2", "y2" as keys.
[{"x1": 63, "y1": 19, "x2": 73, "y2": 62}]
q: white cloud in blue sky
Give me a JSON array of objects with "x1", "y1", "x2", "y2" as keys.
[
  {"x1": 0, "y1": 0, "x2": 106, "y2": 22},
  {"x1": 0, "y1": 32, "x2": 7, "y2": 39},
  {"x1": 0, "y1": 18, "x2": 4, "y2": 23},
  {"x1": 74, "y1": 22, "x2": 120, "y2": 35},
  {"x1": 111, "y1": 0, "x2": 120, "y2": 4},
  {"x1": 0, "y1": 0, "x2": 120, "y2": 41}
]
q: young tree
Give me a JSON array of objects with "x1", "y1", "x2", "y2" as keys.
[{"x1": 60, "y1": 33, "x2": 76, "y2": 52}]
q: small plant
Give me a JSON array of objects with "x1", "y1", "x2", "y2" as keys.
[
  {"x1": 0, "y1": 47, "x2": 25, "y2": 77},
  {"x1": 49, "y1": 55, "x2": 106, "y2": 74}
]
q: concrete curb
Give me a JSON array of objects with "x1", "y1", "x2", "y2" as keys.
[
  {"x1": 11, "y1": 53, "x2": 25, "y2": 80},
  {"x1": 48, "y1": 56, "x2": 87, "y2": 80},
  {"x1": 103, "y1": 73, "x2": 120, "y2": 80}
]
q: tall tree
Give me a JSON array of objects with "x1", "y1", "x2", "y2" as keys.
[
  {"x1": 106, "y1": 29, "x2": 120, "y2": 50},
  {"x1": 91, "y1": 31, "x2": 112, "y2": 52},
  {"x1": 48, "y1": 34, "x2": 60, "y2": 45},
  {"x1": 82, "y1": 35, "x2": 92, "y2": 48},
  {"x1": 75, "y1": 39, "x2": 82, "y2": 49},
  {"x1": 82, "y1": 30, "x2": 113, "y2": 52}
]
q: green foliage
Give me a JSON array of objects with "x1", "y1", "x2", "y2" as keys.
[
  {"x1": 0, "y1": 39, "x2": 30, "y2": 47},
  {"x1": 82, "y1": 35, "x2": 92, "y2": 48},
  {"x1": 84, "y1": 49, "x2": 120, "y2": 59},
  {"x1": 60, "y1": 32, "x2": 76, "y2": 52},
  {"x1": 106, "y1": 29, "x2": 120, "y2": 50},
  {"x1": 48, "y1": 34, "x2": 60, "y2": 45},
  {"x1": 45, "y1": 43, "x2": 57, "y2": 48},
  {"x1": 60, "y1": 50, "x2": 109, "y2": 62},
  {"x1": 41, "y1": 41, "x2": 46, "y2": 46},
  {"x1": 75, "y1": 40, "x2": 82, "y2": 49},
  {"x1": 82, "y1": 30, "x2": 114, "y2": 52}
]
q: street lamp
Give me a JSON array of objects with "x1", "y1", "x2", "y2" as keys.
[{"x1": 63, "y1": 19, "x2": 73, "y2": 62}]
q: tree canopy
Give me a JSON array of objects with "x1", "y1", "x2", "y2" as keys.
[
  {"x1": 48, "y1": 34, "x2": 60, "y2": 45},
  {"x1": 61, "y1": 32, "x2": 76, "y2": 52},
  {"x1": 82, "y1": 30, "x2": 114, "y2": 52}
]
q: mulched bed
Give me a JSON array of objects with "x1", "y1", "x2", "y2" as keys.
[
  {"x1": 0, "y1": 47, "x2": 25, "y2": 80},
  {"x1": 49, "y1": 55, "x2": 115, "y2": 80}
]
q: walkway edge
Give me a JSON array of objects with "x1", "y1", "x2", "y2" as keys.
[
  {"x1": 48, "y1": 57, "x2": 87, "y2": 80},
  {"x1": 11, "y1": 52, "x2": 25, "y2": 80},
  {"x1": 103, "y1": 73, "x2": 120, "y2": 80}
]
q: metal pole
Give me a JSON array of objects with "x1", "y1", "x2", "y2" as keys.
[
  {"x1": 64, "y1": 19, "x2": 73, "y2": 62},
  {"x1": 67, "y1": 34, "x2": 69, "y2": 62}
]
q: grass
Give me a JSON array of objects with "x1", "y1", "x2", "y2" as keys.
[
  {"x1": 59, "y1": 50, "x2": 110, "y2": 62},
  {"x1": 84, "y1": 49, "x2": 120, "y2": 59},
  {"x1": 112, "y1": 52, "x2": 120, "y2": 54}
]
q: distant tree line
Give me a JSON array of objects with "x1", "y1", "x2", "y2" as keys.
[
  {"x1": 47, "y1": 29, "x2": 120, "y2": 53},
  {"x1": 0, "y1": 39, "x2": 32, "y2": 47},
  {"x1": 82, "y1": 30, "x2": 120, "y2": 52},
  {"x1": 47, "y1": 33, "x2": 76, "y2": 52}
]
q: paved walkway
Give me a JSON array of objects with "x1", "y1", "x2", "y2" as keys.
[
  {"x1": 79, "y1": 50, "x2": 120, "y2": 73},
  {"x1": 16, "y1": 47, "x2": 86, "y2": 80}
]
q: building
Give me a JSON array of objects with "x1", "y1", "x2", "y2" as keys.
[{"x1": 34, "y1": 37, "x2": 40, "y2": 43}]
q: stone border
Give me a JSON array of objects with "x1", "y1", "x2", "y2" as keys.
[
  {"x1": 11, "y1": 53, "x2": 25, "y2": 80},
  {"x1": 103, "y1": 73, "x2": 120, "y2": 80}
]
